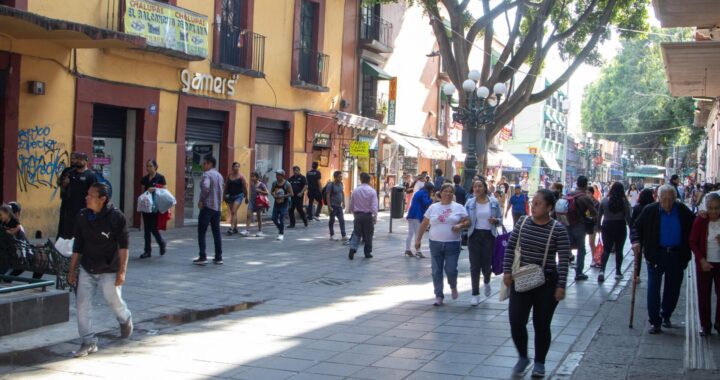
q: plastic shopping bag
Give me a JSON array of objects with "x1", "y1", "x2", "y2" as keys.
[
  {"x1": 137, "y1": 191, "x2": 154, "y2": 213},
  {"x1": 54, "y1": 237, "x2": 74, "y2": 258},
  {"x1": 593, "y1": 236, "x2": 603, "y2": 266},
  {"x1": 492, "y1": 226, "x2": 510, "y2": 275},
  {"x1": 154, "y1": 188, "x2": 177, "y2": 213}
]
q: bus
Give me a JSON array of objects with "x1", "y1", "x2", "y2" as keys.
[{"x1": 626, "y1": 165, "x2": 666, "y2": 189}]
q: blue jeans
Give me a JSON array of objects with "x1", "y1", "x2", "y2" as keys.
[
  {"x1": 272, "y1": 203, "x2": 289, "y2": 234},
  {"x1": 646, "y1": 251, "x2": 685, "y2": 326},
  {"x1": 76, "y1": 267, "x2": 131, "y2": 345},
  {"x1": 569, "y1": 224, "x2": 587, "y2": 274},
  {"x1": 429, "y1": 240, "x2": 461, "y2": 298},
  {"x1": 198, "y1": 208, "x2": 222, "y2": 260},
  {"x1": 328, "y1": 205, "x2": 346, "y2": 237}
]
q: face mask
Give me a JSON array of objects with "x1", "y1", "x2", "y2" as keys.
[{"x1": 74, "y1": 162, "x2": 84, "y2": 168}]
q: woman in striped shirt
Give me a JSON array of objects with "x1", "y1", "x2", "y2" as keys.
[{"x1": 503, "y1": 189, "x2": 571, "y2": 378}]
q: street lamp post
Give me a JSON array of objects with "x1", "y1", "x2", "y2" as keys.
[{"x1": 442, "y1": 71, "x2": 507, "y2": 191}]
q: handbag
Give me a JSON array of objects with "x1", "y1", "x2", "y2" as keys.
[
  {"x1": 512, "y1": 219, "x2": 557, "y2": 293},
  {"x1": 500, "y1": 217, "x2": 529, "y2": 301},
  {"x1": 593, "y1": 235, "x2": 604, "y2": 266},
  {"x1": 492, "y1": 226, "x2": 510, "y2": 275},
  {"x1": 255, "y1": 193, "x2": 270, "y2": 209}
]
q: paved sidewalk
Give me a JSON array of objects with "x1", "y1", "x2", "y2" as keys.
[{"x1": 0, "y1": 213, "x2": 698, "y2": 379}]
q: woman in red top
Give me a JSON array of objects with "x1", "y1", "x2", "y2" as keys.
[{"x1": 689, "y1": 192, "x2": 720, "y2": 336}]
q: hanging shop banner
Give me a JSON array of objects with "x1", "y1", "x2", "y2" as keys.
[
  {"x1": 387, "y1": 77, "x2": 398, "y2": 125},
  {"x1": 124, "y1": 0, "x2": 209, "y2": 58},
  {"x1": 349, "y1": 141, "x2": 370, "y2": 158}
]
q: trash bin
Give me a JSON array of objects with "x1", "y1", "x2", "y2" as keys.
[{"x1": 390, "y1": 186, "x2": 405, "y2": 219}]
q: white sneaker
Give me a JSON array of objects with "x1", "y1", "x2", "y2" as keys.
[
  {"x1": 615, "y1": 273, "x2": 623, "y2": 280},
  {"x1": 277, "y1": 234, "x2": 284, "y2": 241},
  {"x1": 239, "y1": 230, "x2": 250, "y2": 236},
  {"x1": 484, "y1": 284, "x2": 492, "y2": 297},
  {"x1": 330, "y1": 236, "x2": 339, "y2": 241},
  {"x1": 255, "y1": 231, "x2": 265, "y2": 237},
  {"x1": 470, "y1": 295, "x2": 480, "y2": 306}
]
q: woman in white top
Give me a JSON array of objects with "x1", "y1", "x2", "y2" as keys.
[
  {"x1": 415, "y1": 183, "x2": 469, "y2": 306},
  {"x1": 465, "y1": 179, "x2": 503, "y2": 305},
  {"x1": 627, "y1": 183, "x2": 640, "y2": 207}
]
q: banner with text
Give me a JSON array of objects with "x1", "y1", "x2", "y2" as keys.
[{"x1": 124, "y1": 0, "x2": 209, "y2": 58}]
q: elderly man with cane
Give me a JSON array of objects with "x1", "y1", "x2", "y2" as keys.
[{"x1": 631, "y1": 184, "x2": 694, "y2": 334}]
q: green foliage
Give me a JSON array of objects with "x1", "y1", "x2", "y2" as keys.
[{"x1": 581, "y1": 27, "x2": 697, "y2": 162}]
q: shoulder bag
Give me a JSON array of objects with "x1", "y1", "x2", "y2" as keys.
[{"x1": 512, "y1": 219, "x2": 557, "y2": 293}]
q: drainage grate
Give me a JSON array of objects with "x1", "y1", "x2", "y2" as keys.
[{"x1": 305, "y1": 277, "x2": 355, "y2": 286}]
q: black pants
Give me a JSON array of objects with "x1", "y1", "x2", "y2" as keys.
[
  {"x1": 600, "y1": 220, "x2": 627, "y2": 275},
  {"x1": 509, "y1": 272, "x2": 559, "y2": 364},
  {"x1": 468, "y1": 229, "x2": 495, "y2": 295},
  {"x1": 289, "y1": 196, "x2": 308, "y2": 226},
  {"x1": 349, "y1": 212, "x2": 374, "y2": 255},
  {"x1": 142, "y1": 212, "x2": 165, "y2": 254},
  {"x1": 306, "y1": 190, "x2": 322, "y2": 218}
]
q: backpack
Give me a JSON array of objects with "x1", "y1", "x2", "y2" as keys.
[
  {"x1": 555, "y1": 193, "x2": 584, "y2": 226},
  {"x1": 321, "y1": 181, "x2": 333, "y2": 204},
  {"x1": 272, "y1": 181, "x2": 291, "y2": 204}
]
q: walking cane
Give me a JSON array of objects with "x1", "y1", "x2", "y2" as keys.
[{"x1": 629, "y1": 248, "x2": 640, "y2": 328}]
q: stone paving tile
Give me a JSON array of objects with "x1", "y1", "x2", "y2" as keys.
[
  {"x1": 279, "y1": 348, "x2": 338, "y2": 362},
  {"x1": 417, "y1": 359, "x2": 477, "y2": 376},
  {"x1": 468, "y1": 364, "x2": 515, "y2": 379},
  {"x1": 324, "y1": 333, "x2": 373, "y2": 344},
  {"x1": 363, "y1": 335, "x2": 414, "y2": 347},
  {"x1": 349, "y1": 366, "x2": 413, "y2": 380},
  {"x1": 433, "y1": 351, "x2": 487, "y2": 364},
  {"x1": 389, "y1": 347, "x2": 442, "y2": 360},
  {"x1": 345, "y1": 344, "x2": 400, "y2": 356},
  {"x1": 403, "y1": 371, "x2": 463, "y2": 380},
  {"x1": 325, "y1": 352, "x2": 383, "y2": 366},
  {"x1": 371, "y1": 356, "x2": 428, "y2": 371},
  {"x1": 482, "y1": 354, "x2": 518, "y2": 368},
  {"x1": 447, "y1": 343, "x2": 499, "y2": 355},
  {"x1": 304, "y1": 362, "x2": 364, "y2": 377},
  {"x1": 403, "y1": 339, "x2": 455, "y2": 351},
  {"x1": 226, "y1": 367, "x2": 296, "y2": 380},
  {"x1": 287, "y1": 373, "x2": 343, "y2": 380},
  {"x1": 250, "y1": 356, "x2": 317, "y2": 372},
  {"x1": 304, "y1": 340, "x2": 356, "y2": 352}
]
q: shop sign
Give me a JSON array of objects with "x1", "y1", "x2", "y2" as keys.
[
  {"x1": 92, "y1": 157, "x2": 112, "y2": 165},
  {"x1": 388, "y1": 77, "x2": 397, "y2": 125},
  {"x1": 528, "y1": 147, "x2": 538, "y2": 154},
  {"x1": 180, "y1": 69, "x2": 237, "y2": 96},
  {"x1": 313, "y1": 133, "x2": 331, "y2": 148},
  {"x1": 124, "y1": 0, "x2": 209, "y2": 58},
  {"x1": 349, "y1": 141, "x2": 369, "y2": 158}
]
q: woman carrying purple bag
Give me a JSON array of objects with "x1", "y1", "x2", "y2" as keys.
[{"x1": 464, "y1": 179, "x2": 503, "y2": 305}]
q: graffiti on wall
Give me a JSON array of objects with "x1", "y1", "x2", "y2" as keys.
[{"x1": 17, "y1": 125, "x2": 69, "y2": 198}]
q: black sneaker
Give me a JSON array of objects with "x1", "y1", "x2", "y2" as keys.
[
  {"x1": 575, "y1": 274, "x2": 589, "y2": 281},
  {"x1": 120, "y1": 318, "x2": 133, "y2": 339},
  {"x1": 662, "y1": 317, "x2": 672, "y2": 328},
  {"x1": 648, "y1": 325, "x2": 662, "y2": 334},
  {"x1": 139, "y1": 252, "x2": 151, "y2": 259},
  {"x1": 287, "y1": 225, "x2": 296, "y2": 229},
  {"x1": 159, "y1": 243, "x2": 166, "y2": 256},
  {"x1": 364, "y1": 253, "x2": 373, "y2": 259},
  {"x1": 348, "y1": 249, "x2": 356, "y2": 260},
  {"x1": 213, "y1": 258, "x2": 224, "y2": 265},
  {"x1": 193, "y1": 257, "x2": 208, "y2": 265}
]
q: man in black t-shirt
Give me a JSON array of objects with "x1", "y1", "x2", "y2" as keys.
[
  {"x1": 288, "y1": 166, "x2": 308, "y2": 228},
  {"x1": 306, "y1": 161, "x2": 322, "y2": 220},
  {"x1": 58, "y1": 153, "x2": 98, "y2": 239}
]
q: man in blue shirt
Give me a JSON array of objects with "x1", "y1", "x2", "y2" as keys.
[
  {"x1": 453, "y1": 175, "x2": 467, "y2": 206},
  {"x1": 632, "y1": 184, "x2": 694, "y2": 334},
  {"x1": 504, "y1": 185, "x2": 527, "y2": 225}
]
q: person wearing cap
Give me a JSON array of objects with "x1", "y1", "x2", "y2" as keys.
[
  {"x1": 193, "y1": 156, "x2": 224, "y2": 265},
  {"x1": 57, "y1": 152, "x2": 97, "y2": 239},
  {"x1": 306, "y1": 162, "x2": 323, "y2": 221},
  {"x1": 505, "y1": 184, "x2": 528, "y2": 225},
  {"x1": 287, "y1": 166, "x2": 308, "y2": 228},
  {"x1": 271, "y1": 169, "x2": 294, "y2": 241}
]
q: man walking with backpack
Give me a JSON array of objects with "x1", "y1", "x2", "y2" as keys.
[
  {"x1": 562, "y1": 176, "x2": 598, "y2": 281},
  {"x1": 271, "y1": 169, "x2": 294, "y2": 241}
]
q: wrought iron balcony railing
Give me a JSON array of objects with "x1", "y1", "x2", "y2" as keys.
[
  {"x1": 219, "y1": 28, "x2": 266, "y2": 74},
  {"x1": 360, "y1": 14, "x2": 393, "y2": 51},
  {"x1": 295, "y1": 47, "x2": 329, "y2": 89}
]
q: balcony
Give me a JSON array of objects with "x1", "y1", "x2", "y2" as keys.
[
  {"x1": 292, "y1": 47, "x2": 330, "y2": 92},
  {"x1": 360, "y1": 14, "x2": 393, "y2": 53},
  {"x1": 215, "y1": 29, "x2": 266, "y2": 78},
  {"x1": 360, "y1": 95, "x2": 387, "y2": 122}
]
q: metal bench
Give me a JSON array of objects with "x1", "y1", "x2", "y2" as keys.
[{"x1": 0, "y1": 233, "x2": 72, "y2": 292}]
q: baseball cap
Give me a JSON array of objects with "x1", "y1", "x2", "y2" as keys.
[
  {"x1": 515, "y1": 184, "x2": 521, "y2": 189},
  {"x1": 275, "y1": 169, "x2": 285, "y2": 176}
]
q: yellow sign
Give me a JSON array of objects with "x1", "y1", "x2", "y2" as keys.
[
  {"x1": 124, "y1": 0, "x2": 209, "y2": 58},
  {"x1": 349, "y1": 141, "x2": 369, "y2": 157}
]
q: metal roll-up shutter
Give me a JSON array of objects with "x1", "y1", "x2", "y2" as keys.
[
  {"x1": 255, "y1": 118, "x2": 287, "y2": 145},
  {"x1": 93, "y1": 105, "x2": 127, "y2": 138},
  {"x1": 186, "y1": 107, "x2": 225, "y2": 142}
]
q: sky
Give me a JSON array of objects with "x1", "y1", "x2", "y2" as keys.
[{"x1": 466, "y1": 1, "x2": 662, "y2": 137}]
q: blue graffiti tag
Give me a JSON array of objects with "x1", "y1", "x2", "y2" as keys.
[{"x1": 17, "y1": 125, "x2": 69, "y2": 199}]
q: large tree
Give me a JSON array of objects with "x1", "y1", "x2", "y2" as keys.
[
  {"x1": 581, "y1": 28, "x2": 699, "y2": 166},
  {"x1": 370, "y1": 0, "x2": 648, "y2": 172}
]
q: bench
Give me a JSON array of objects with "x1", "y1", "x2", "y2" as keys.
[{"x1": 0, "y1": 233, "x2": 72, "y2": 292}]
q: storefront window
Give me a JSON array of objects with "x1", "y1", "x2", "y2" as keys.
[
  {"x1": 184, "y1": 142, "x2": 219, "y2": 224},
  {"x1": 255, "y1": 143, "x2": 284, "y2": 214}
]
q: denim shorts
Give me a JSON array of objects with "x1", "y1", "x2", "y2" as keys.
[{"x1": 226, "y1": 193, "x2": 244, "y2": 205}]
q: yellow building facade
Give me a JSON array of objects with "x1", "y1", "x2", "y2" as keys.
[{"x1": 0, "y1": 0, "x2": 351, "y2": 237}]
